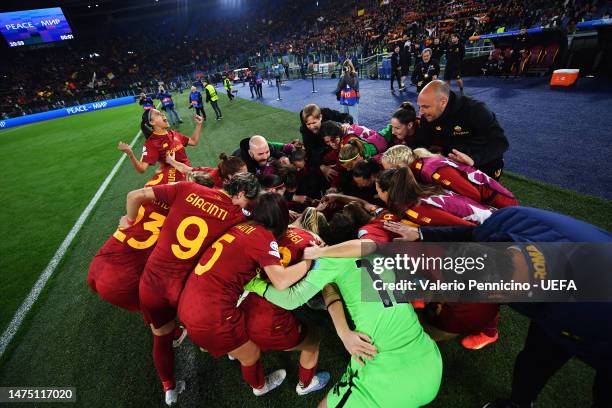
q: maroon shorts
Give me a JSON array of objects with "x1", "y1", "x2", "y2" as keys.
[
  {"x1": 184, "y1": 308, "x2": 250, "y2": 358},
  {"x1": 428, "y1": 303, "x2": 499, "y2": 335},
  {"x1": 241, "y1": 295, "x2": 305, "y2": 351},
  {"x1": 87, "y1": 253, "x2": 145, "y2": 312},
  {"x1": 138, "y1": 271, "x2": 184, "y2": 328}
]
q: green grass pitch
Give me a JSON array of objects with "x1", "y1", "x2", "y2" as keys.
[{"x1": 0, "y1": 93, "x2": 610, "y2": 407}]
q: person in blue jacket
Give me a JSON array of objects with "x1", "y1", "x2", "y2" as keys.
[
  {"x1": 384, "y1": 206, "x2": 612, "y2": 408},
  {"x1": 156, "y1": 86, "x2": 182, "y2": 126},
  {"x1": 187, "y1": 86, "x2": 206, "y2": 121},
  {"x1": 138, "y1": 92, "x2": 154, "y2": 110}
]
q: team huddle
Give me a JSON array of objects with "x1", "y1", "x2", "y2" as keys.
[{"x1": 88, "y1": 80, "x2": 612, "y2": 408}]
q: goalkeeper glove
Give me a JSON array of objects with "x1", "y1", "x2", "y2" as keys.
[{"x1": 244, "y1": 277, "x2": 269, "y2": 297}]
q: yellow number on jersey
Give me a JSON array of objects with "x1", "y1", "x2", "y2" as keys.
[
  {"x1": 113, "y1": 206, "x2": 166, "y2": 250},
  {"x1": 127, "y1": 211, "x2": 166, "y2": 249},
  {"x1": 171, "y1": 216, "x2": 209, "y2": 260},
  {"x1": 279, "y1": 246, "x2": 292, "y2": 267},
  {"x1": 195, "y1": 233, "x2": 236, "y2": 275},
  {"x1": 145, "y1": 172, "x2": 164, "y2": 187}
]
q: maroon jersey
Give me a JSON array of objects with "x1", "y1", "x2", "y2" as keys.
[
  {"x1": 144, "y1": 182, "x2": 247, "y2": 281},
  {"x1": 277, "y1": 227, "x2": 318, "y2": 267},
  {"x1": 179, "y1": 223, "x2": 282, "y2": 328},
  {"x1": 87, "y1": 167, "x2": 180, "y2": 311},
  {"x1": 144, "y1": 166, "x2": 185, "y2": 187},
  {"x1": 91, "y1": 167, "x2": 182, "y2": 276},
  {"x1": 142, "y1": 130, "x2": 191, "y2": 169},
  {"x1": 196, "y1": 166, "x2": 224, "y2": 189},
  {"x1": 357, "y1": 211, "x2": 401, "y2": 243}
]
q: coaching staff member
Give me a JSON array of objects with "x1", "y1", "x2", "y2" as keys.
[
  {"x1": 416, "y1": 80, "x2": 509, "y2": 179},
  {"x1": 299, "y1": 103, "x2": 353, "y2": 181},
  {"x1": 444, "y1": 33, "x2": 465, "y2": 95},
  {"x1": 412, "y1": 48, "x2": 440, "y2": 94}
]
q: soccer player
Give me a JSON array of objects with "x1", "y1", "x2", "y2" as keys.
[
  {"x1": 118, "y1": 109, "x2": 202, "y2": 174},
  {"x1": 378, "y1": 102, "x2": 421, "y2": 148},
  {"x1": 245, "y1": 251, "x2": 442, "y2": 407},
  {"x1": 187, "y1": 86, "x2": 206, "y2": 120},
  {"x1": 121, "y1": 173, "x2": 260, "y2": 405},
  {"x1": 178, "y1": 193, "x2": 320, "y2": 396},
  {"x1": 87, "y1": 166, "x2": 185, "y2": 312},
  {"x1": 165, "y1": 152, "x2": 247, "y2": 189},
  {"x1": 241, "y1": 221, "x2": 331, "y2": 395},
  {"x1": 381, "y1": 145, "x2": 519, "y2": 208}
]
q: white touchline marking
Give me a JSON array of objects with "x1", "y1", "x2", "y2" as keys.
[{"x1": 0, "y1": 124, "x2": 145, "y2": 357}]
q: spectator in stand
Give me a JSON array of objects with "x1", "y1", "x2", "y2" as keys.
[{"x1": 335, "y1": 60, "x2": 360, "y2": 124}]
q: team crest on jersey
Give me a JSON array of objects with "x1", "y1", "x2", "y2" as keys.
[
  {"x1": 142, "y1": 146, "x2": 147, "y2": 156},
  {"x1": 269, "y1": 241, "x2": 280, "y2": 258},
  {"x1": 242, "y1": 208, "x2": 251, "y2": 217}
]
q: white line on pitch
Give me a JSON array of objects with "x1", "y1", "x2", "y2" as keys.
[{"x1": 0, "y1": 128, "x2": 144, "y2": 358}]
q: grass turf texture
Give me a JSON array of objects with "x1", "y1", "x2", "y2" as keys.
[{"x1": 0, "y1": 94, "x2": 609, "y2": 407}]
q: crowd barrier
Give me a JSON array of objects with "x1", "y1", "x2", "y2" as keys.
[{"x1": 0, "y1": 96, "x2": 136, "y2": 130}]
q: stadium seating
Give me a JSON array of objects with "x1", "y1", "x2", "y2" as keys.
[
  {"x1": 528, "y1": 43, "x2": 561, "y2": 75},
  {"x1": 1, "y1": 0, "x2": 603, "y2": 118}
]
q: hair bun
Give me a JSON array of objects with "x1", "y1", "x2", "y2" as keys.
[{"x1": 399, "y1": 101, "x2": 414, "y2": 111}]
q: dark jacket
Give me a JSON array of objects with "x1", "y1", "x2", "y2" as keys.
[
  {"x1": 390, "y1": 51, "x2": 402, "y2": 71},
  {"x1": 299, "y1": 107, "x2": 353, "y2": 171},
  {"x1": 445, "y1": 42, "x2": 465, "y2": 66},
  {"x1": 420, "y1": 206, "x2": 612, "y2": 367},
  {"x1": 232, "y1": 137, "x2": 286, "y2": 176},
  {"x1": 411, "y1": 59, "x2": 440, "y2": 85},
  {"x1": 335, "y1": 72, "x2": 359, "y2": 100},
  {"x1": 400, "y1": 47, "x2": 412, "y2": 73},
  {"x1": 416, "y1": 91, "x2": 509, "y2": 167}
]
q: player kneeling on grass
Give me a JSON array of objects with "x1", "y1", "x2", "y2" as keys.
[
  {"x1": 123, "y1": 173, "x2": 259, "y2": 406},
  {"x1": 245, "y1": 239, "x2": 443, "y2": 407},
  {"x1": 87, "y1": 166, "x2": 188, "y2": 312},
  {"x1": 178, "y1": 193, "x2": 330, "y2": 396}
]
